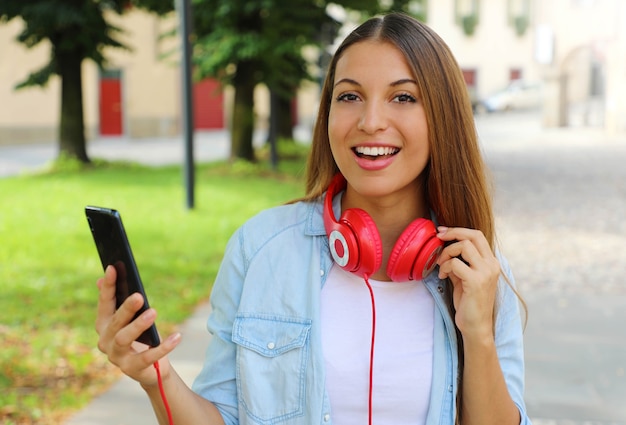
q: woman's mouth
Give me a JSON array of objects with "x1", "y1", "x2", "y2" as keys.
[{"x1": 353, "y1": 146, "x2": 400, "y2": 160}]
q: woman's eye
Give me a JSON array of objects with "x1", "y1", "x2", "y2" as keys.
[
  {"x1": 394, "y1": 93, "x2": 417, "y2": 103},
  {"x1": 336, "y1": 93, "x2": 360, "y2": 102}
]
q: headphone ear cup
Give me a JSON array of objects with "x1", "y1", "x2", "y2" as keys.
[
  {"x1": 414, "y1": 236, "x2": 444, "y2": 279},
  {"x1": 387, "y1": 218, "x2": 443, "y2": 281},
  {"x1": 331, "y1": 208, "x2": 383, "y2": 278}
]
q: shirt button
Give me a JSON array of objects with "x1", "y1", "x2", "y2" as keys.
[
  {"x1": 323, "y1": 413, "x2": 330, "y2": 422},
  {"x1": 320, "y1": 269, "x2": 325, "y2": 276},
  {"x1": 267, "y1": 342, "x2": 275, "y2": 350}
]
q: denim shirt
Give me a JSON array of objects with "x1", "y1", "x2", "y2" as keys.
[{"x1": 192, "y1": 196, "x2": 531, "y2": 425}]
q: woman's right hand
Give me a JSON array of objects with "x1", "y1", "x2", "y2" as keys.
[{"x1": 95, "y1": 265, "x2": 182, "y2": 387}]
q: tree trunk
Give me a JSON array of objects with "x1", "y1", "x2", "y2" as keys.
[
  {"x1": 275, "y1": 92, "x2": 294, "y2": 141},
  {"x1": 57, "y1": 49, "x2": 89, "y2": 163},
  {"x1": 231, "y1": 60, "x2": 256, "y2": 162}
]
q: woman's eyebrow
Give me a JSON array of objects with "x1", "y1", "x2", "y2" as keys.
[
  {"x1": 334, "y1": 78, "x2": 360, "y2": 88},
  {"x1": 390, "y1": 78, "x2": 418, "y2": 86},
  {"x1": 334, "y1": 77, "x2": 417, "y2": 89}
]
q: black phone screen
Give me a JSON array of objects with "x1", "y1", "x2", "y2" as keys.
[{"x1": 85, "y1": 206, "x2": 160, "y2": 347}]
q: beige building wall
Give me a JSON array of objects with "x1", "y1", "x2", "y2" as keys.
[
  {"x1": 604, "y1": 1, "x2": 626, "y2": 135},
  {"x1": 0, "y1": 20, "x2": 60, "y2": 144},
  {"x1": 0, "y1": 9, "x2": 183, "y2": 145},
  {"x1": 427, "y1": 0, "x2": 537, "y2": 100},
  {"x1": 533, "y1": 0, "x2": 624, "y2": 130}
]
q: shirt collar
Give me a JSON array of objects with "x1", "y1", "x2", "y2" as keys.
[{"x1": 304, "y1": 195, "x2": 332, "y2": 237}]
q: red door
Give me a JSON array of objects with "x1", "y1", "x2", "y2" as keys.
[
  {"x1": 194, "y1": 79, "x2": 224, "y2": 129},
  {"x1": 509, "y1": 68, "x2": 522, "y2": 82},
  {"x1": 99, "y1": 71, "x2": 123, "y2": 135}
]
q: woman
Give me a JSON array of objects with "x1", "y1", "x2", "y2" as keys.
[{"x1": 96, "y1": 12, "x2": 530, "y2": 425}]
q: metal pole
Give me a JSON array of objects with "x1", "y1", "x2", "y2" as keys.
[{"x1": 176, "y1": 0, "x2": 195, "y2": 209}]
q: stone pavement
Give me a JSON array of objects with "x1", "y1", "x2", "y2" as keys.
[
  {"x1": 480, "y1": 113, "x2": 626, "y2": 425},
  {"x1": 2, "y1": 112, "x2": 625, "y2": 424}
]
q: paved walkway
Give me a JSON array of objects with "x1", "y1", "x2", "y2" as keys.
[
  {"x1": 0, "y1": 131, "x2": 233, "y2": 177},
  {"x1": 3, "y1": 112, "x2": 626, "y2": 424}
]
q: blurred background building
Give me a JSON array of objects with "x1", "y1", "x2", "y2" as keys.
[{"x1": 1, "y1": 0, "x2": 624, "y2": 145}]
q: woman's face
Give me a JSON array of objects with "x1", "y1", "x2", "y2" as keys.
[{"x1": 328, "y1": 40, "x2": 430, "y2": 204}]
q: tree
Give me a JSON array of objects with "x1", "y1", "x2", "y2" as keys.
[{"x1": 0, "y1": 0, "x2": 174, "y2": 163}]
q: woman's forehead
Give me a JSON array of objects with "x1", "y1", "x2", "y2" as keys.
[{"x1": 333, "y1": 41, "x2": 415, "y2": 84}]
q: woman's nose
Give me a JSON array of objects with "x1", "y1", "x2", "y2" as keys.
[{"x1": 357, "y1": 101, "x2": 388, "y2": 134}]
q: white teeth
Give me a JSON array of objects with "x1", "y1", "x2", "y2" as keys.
[{"x1": 355, "y1": 146, "x2": 399, "y2": 156}]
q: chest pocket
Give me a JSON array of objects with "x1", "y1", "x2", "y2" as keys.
[{"x1": 232, "y1": 314, "x2": 312, "y2": 424}]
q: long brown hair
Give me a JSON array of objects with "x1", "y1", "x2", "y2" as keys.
[
  {"x1": 298, "y1": 13, "x2": 511, "y2": 423},
  {"x1": 302, "y1": 13, "x2": 493, "y2": 243}
]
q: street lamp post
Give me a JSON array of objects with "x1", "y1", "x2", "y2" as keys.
[{"x1": 176, "y1": 0, "x2": 195, "y2": 210}]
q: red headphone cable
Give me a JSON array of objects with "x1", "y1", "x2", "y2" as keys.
[
  {"x1": 153, "y1": 361, "x2": 174, "y2": 425},
  {"x1": 363, "y1": 274, "x2": 376, "y2": 425}
]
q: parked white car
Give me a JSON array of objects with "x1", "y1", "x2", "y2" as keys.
[{"x1": 477, "y1": 80, "x2": 543, "y2": 113}]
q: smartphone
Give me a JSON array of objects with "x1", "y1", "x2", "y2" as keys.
[{"x1": 85, "y1": 206, "x2": 160, "y2": 347}]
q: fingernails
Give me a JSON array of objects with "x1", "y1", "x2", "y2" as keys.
[
  {"x1": 131, "y1": 292, "x2": 145, "y2": 305},
  {"x1": 437, "y1": 226, "x2": 448, "y2": 235},
  {"x1": 143, "y1": 308, "x2": 156, "y2": 322},
  {"x1": 167, "y1": 332, "x2": 182, "y2": 345}
]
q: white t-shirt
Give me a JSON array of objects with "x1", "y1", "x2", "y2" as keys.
[{"x1": 321, "y1": 265, "x2": 435, "y2": 425}]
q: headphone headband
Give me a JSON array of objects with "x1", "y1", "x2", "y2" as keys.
[
  {"x1": 323, "y1": 173, "x2": 442, "y2": 280},
  {"x1": 323, "y1": 173, "x2": 347, "y2": 236}
]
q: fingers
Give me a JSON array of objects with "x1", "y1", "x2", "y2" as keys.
[
  {"x1": 98, "y1": 295, "x2": 181, "y2": 382},
  {"x1": 98, "y1": 292, "x2": 144, "y2": 350},
  {"x1": 133, "y1": 332, "x2": 182, "y2": 370},
  {"x1": 436, "y1": 228, "x2": 475, "y2": 281},
  {"x1": 437, "y1": 226, "x2": 493, "y2": 261},
  {"x1": 437, "y1": 227, "x2": 500, "y2": 274},
  {"x1": 95, "y1": 265, "x2": 118, "y2": 335},
  {"x1": 95, "y1": 264, "x2": 150, "y2": 354},
  {"x1": 109, "y1": 306, "x2": 160, "y2": 364},
  {"x1": 93, "y1": 267, "x2": 182, "y2": 385},
  {"x1": 435, "y1": 226, "x2": 501, "y2": 339},
  {"x1": 113, "y1": 302, "x2": 156, "y2": 347},
  {"x1": 114, "y1": 327, "x2": 181, "y2": 385}
]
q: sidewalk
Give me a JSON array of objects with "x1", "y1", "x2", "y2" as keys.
[
  {"x1": 0, "y1": 130, "x2": 232, "y2": 177},
  {"x1": 0, "y1": 126, "x2": 313, "y2": 177}
]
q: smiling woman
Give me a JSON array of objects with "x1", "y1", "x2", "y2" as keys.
[{"x1": 92, "y1": 12, "x2": 530, "y2": 425}]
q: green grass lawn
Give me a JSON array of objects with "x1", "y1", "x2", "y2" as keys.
[{"x1": 0, "y1": 148, "x2": 307, "y2": 424}]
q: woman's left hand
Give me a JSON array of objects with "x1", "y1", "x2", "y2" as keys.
[{"x1": 435, "y1": 226, "x2": 501, "y2": 342}]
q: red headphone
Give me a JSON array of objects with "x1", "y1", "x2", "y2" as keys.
[{"x1": 323, "y1": 173, "x2": 444, "y2": 281}]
